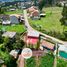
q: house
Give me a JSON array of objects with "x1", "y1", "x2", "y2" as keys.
[
  {"x1": 10, "y1": 14, "x2": 24, "y2": 24},
  {"x1": 23, "y1": 30, "x2": 40, "y2": 49},
  {"x1": 26, "y1": 31, "x2": 39, "y2": 45},
  {"x1": 0, "y1": 15, "x2": 11, "y2": 25},
  {"x1": 2, "y1": 31, "x2": 16, "y2": 38},
  {"x1": 27, "y1": 6, "x2": 40, "y2": 19},
  {"x1": 0, "y1": 14, "x2": 23, "y2": 25}
]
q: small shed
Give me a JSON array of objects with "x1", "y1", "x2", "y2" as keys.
[
  {"x1": 9, "y1": 8, "x2": 16, "y2": 11},
  {"x1": 27, "y1": 6, "x2": 40, "y2": 19},
  {"x1": 10, "y1": 50, "x2": 19, "y2": 58},
  {"x1": 2, "y1": 31, "x2": 16, "y2": 38},
  {"x1": 0, "y1": 15, "x2": 10, "y2": 25}
]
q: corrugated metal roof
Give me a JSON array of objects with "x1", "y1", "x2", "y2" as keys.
[
  {"x1": 2, "y1": 31, "x2": 16, "y2": 38},
  {"x1": 27, "y1": 31, "x2": 39, "y2": 37}
]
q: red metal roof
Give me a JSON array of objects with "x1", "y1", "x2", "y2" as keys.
[{"x1": 26, "y1": 37, "x2": 38, "y2": 45}]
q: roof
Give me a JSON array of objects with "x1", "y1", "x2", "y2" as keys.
[
  {"x1": 27, "y1": 31, "x2": 39, "y2": 37},
  {"x1": 27, "y1": 6, "x2": 38, "y2": 13},
  {"x1": 41, "y1": 40, "x2": 55, "y2": 50},
  {"x1": 32, "y1": 50, "x2": 44, "y2": 56},
  {"x1": 26, "y1": 37, "x2": 38, "y2": 45},
  {"x1": 58, "y1": 44, "x2": 67, "y2": 52},
  {"x1": 10, "y1": 14, "x2": 21, "y2": 18},
  {"x1": 9, "y1": 8, "x2": 16, "y2": 11},
  {"x1": 2, "y1": 31, "x2": 16, "y2": 38},
  {"x1": 2, "y1": 20, "x2": 11, "y2": 25},
  {"x1": 0, "y1": 59, "x2": 4, "y2": 64},
  {"x1": 10, "y1": 50, "x2": 19, "y2": 58},
  {"x1": 0, "y1": 14, "x2": 9, "y2": 20},
  {"x1": 31, "y1": 10, "x2": 39, "y2": 16}
]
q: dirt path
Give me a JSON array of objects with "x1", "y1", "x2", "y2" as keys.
[{"x1": 17, "y1": 55, "x2": 24, "y2": 67}]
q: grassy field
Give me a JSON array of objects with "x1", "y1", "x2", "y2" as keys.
[
  {"x1": 0, "y1": 24, "x2": 26, "y2": 33},
  {"x1": 29, "y1": 7, "x2": 67, "y2": 40},
  {"x1": 57, "y1": 58, "x2": 67, "y2": 67},
  {"x1": 4, "y1": 9, "x2": 23, "y2": 15},
  {"x1": 26, "y1": 54, "x2": 54, "y2": 67},
  {"x1": 29, "y1": 7, "x2": 64, "y2": 33}
]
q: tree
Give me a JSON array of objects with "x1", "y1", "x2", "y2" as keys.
[
  {"x1": 0, "y1": 3, "x2": 5, "y2": 14},
  {"x1": 38, "y1": 0, "x2": 46, "y2": 11},
  {"x1": 0, "y1": 32, "x2": 3, "y2": 43},
  {"x1": 12, "y1": 34, "x2": 25, "y2": 49},
  {"x1": 0, "y1": 50, "x2": 17, "y2": 67},
  {"x1": 48, "y1": 0, "x2": 54, "y2": 6},
  {"x1": 61, "y1": 3, "x2": 67, "y2": 32}
]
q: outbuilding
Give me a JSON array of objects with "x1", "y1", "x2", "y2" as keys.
[{"x1": 2, "y1": 31, "x2": 16, "y2": 38}]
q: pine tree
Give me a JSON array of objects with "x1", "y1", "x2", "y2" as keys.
[{"x1": 62, "y1": 3, "x2": 67, "y2": 25}]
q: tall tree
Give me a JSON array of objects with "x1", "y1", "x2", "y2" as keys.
[
  {"x1": 38, "y1": 0, "x2": 46, "y2": 11},
  {"x1": 61, "y1": 3, "x2": 67, "y2": 26},
  {"x1": 60, "y1": 3, "x2": 67, "y2": 39}
]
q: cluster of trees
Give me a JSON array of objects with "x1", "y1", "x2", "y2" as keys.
[
  {"x1": 0, "y1": 32, "x2": 25, "y2": 67},
  {"x1": 0, "y1": 33, "x2": 25, "y2": 52},
  {"x1": 60, "y1": 3, "x2": 67, "y2": 40},
  {"x1": 33, "y1": 0, "x2": 56, "y2": 11},
  {"x1": 61, "y1": 3, "x2": 67, "y2": 26},
  {"x1": 0, "y1": 50, "x2": 17, "y2": 67}
]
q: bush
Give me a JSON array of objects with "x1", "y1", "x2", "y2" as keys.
[
  {"x1": 26, "y1": 57, "x2": 36, "y2": 67},
  {"x1": 39, "y1": 54, "x2": 54, "y2": 67},
  {"x1": 57, "y1": 58, "x2": 67, "y2": 67}
]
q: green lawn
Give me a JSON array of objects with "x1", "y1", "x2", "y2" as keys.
[
  {"x1": 0, "y1": 24, "x2": 26, "y2": 33},
  {"x1": 25, "y1": 54, "x2": 54, "y2": 67},
  {"x1": 29, "y1": 7, "x2": 64, "y2": 33},
  {"x1": 39, "y1": 54, "x2": 54, "y2": 67},
  {"x1": 26, "y1": 57, "x2": 36, "y2": 67},
  {"x1": 4, "y1": 9, "x2": 23, "y2": 15},
  {"x1": 57, "y1": 58, "x2": 67, "y2": 67}
]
